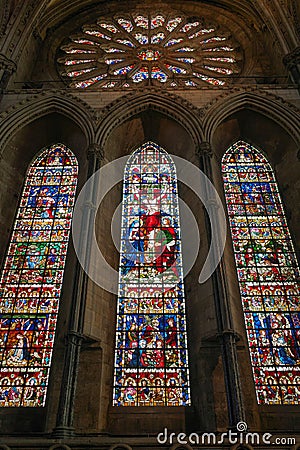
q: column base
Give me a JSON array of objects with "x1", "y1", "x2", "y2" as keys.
[{"x1": 52, "y1": 426, "x2": 75, "y2": 438}]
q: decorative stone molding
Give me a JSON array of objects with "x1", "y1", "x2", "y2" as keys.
[
  {"x1": 66, "y1": 330, "x2": 85, "y2": 346},
  {"x1": 251, "y1": 0, "x2": 292, "y2": 54},
  {"x1": 95, "y1": 89, "x2": 204, "y2": 150},
  {"x1": 82, "y1": 200, "x2": 97, "y2": 212},
  {"x1": 201, "y1": 86, "x2": 300, "y2": 144},
  {"x1": 218, "y1": 329, "x2": 241, "y2": 341},
  {"x1": 283, "y1": 46, "x2": 300, "y2": 68},
  {"x1": 49, "y1": 445, "x2": 71, "y2": 450},
  {"x1": 203, "y1": 85, "x2": 300, "y2": 115},
  {"x1": 0, "y1": 89, "x2": 94, "y2": 121},
  {"x1": 109, "y1": 445, "x2": 132, "y2": 450},
  {"x1": 58, "y1": 11, "x2": 241, "y2": 90},
  {"x1": 196, "y1": 142, "x2": 213, "y2": 158},
  {"x1": 87, "y1": 143, "x2": 104, "y2": 162},
  {"x1": 0, "y1": 0, "x2": 12, "y2": 38},
  {"x1": 170, "y1": 444, "x2": 193, "y2": 450},
  {"x1": 290, "y1": 0, "x2": 300, "y2": 39},
  {"x1": 231, "y1": 445, "x2": 254, "y2": 450},
  {"x1": 0, "y1": 90, "x2": 95, "y2": 155},
  {"x1": 205, "y1": 198, "x2": 221, "y2": 210},
  {"x1": 98, "y1": 87, "x2": 200, "y2": 121},
  {"x1": 3, "y1": 2, "x2": 48, "y2": 62},
  {"x1": 0, "y1": 53, "x2": 17, "y2": 74}
]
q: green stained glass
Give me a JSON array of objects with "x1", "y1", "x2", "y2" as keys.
[
  {"x1": 0, "y1": 144, "x2": 78, "y2": 407},
  {"x1": 113, "y1": 142, "x2": 190, "y2": 406},
  {"x1": 59, "y1": 12, "x2": 240, "y2": 88},
  {"x1": 222, "y1": 141, "x2": 300, "y2": 405}
]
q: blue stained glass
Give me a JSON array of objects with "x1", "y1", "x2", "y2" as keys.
[
  {"x1": 116, "y1": 39, "x2": 135, "y2": 47},
  {"x1": 151, "y1": 15, "x2": 165, "y2": 29},
  {"x1": 165, "y1": 64, "x2": 186, "y2": 74},
  {"x1": 113, "y1": 142, "x2": 191, "y2": 406},
  {"x1": 151, "y1": 67, "x2": 168, "y2": 82},
  {"x1": 105, "y1": 59, "x2": 123, "y2": 65},
  {"x1": 73, "y1": 74, "x2": 107, "y2": 88},
  {"x1": 164, "y1": 38, "x2": 184, "y2": 47},
  {"x1": 166, "y1": 17, "x2": 182, "y2": 32},
  {"x1": 132, "y1": 67, "x2": 149, "y2": 83},
  {"x1": 134, "y1": 15, "x2": 148, "y2": 29},
  {"x1": 222, "y1": 141, "x2": 300, "y2": 405},
  {"x1": 184, "y1": 80, "x2": 197, "y2": 86},
  {"x1": 175, "y1": 47, "x2": 194, "y2": 52},
  {"x1": 117, "y1": 18, "x2": 133, "y2": 32},
  {"x1": 134, "y1": 33, "x2": 148, "y2": 45},
  {"x1": 113, "y1": 64, "x2": 134, "y2": 75},
  {"x1": 62, "y1": 13, "x2": 239, "y2": 88},
  {"x1": 151, "y1": 32, "x2": 165, "y2": 44},
  {"x1": 175, "y1": 57, "x2": 195, "y2": 63},
  {"x1": 0, "y1": 144, "x2": 78, "y2": 407}
]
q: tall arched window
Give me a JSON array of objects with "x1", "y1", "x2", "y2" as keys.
[
  {"x1": 0, "y1": 144, "x2": 78, "y2": 407},
  {"x1": 222, "y1": 140, "x2": 300, "y2": 405},
  {"x1": 113, "y1": 142, "x2": 190, "y2": 406}
]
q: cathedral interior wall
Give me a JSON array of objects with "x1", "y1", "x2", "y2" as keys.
[{"x1": 0, "y1": 0, "x2": 299, "y2": 448}]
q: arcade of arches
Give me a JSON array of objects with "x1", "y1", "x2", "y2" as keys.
[{"x1": 0, "y1": 1, "x2": 299, "y2": 449}]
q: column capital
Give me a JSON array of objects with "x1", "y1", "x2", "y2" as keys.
[
  {"x1": 82, "y1": 200, "x2": 97, "y2": 211},
  {"x1": 206, "y1": 198, "x2": 220, "y2": 210},
  {"x1": 0, "y1": 53, "x2": 17, "y2": 73},
  {"x1": 283, "y1": 46, "x2": 300, "y2": 68},
  {"x1": 66, "y1": 330, "x2": 85, "y2": 346},
  {"x1": 86, "y1": 143, "x2": 104, "y2": 161},
  {"x1": 217, "y1": 329, "x2": 241, "y2": 341},
  {"x1": 196, "y1": 141, "x2": 213, "y2": 158}
]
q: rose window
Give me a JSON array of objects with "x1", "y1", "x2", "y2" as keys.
[{"x1": 58, "y1": 12, "x2": 242, "y2": 88}]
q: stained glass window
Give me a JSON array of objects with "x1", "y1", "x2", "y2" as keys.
[
  {"x1": 113, "y1": 142, "x2": 190, "y2": 406},
  {"x1": 58, "y1": 11, "x2": 241, "y2": 89},
  {"x1": 0, "y1": 144, "x2": 78, "y2": 407},
  {"x1": 222, "y1": 141, "x2": 300, "y2": 405}
]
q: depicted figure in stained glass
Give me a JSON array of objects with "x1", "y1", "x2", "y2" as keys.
[
  {"x1": 113, "y1": 142, "x2": 190, "y2": 406},
  {"x1": 0, "y1": 144, "x2": 78, "y2": 407},
  {"x1": 222, "y1": 140, "x2": 300, "y2": 405}
]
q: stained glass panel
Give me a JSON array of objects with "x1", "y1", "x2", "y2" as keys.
[
  {"x1": 59, "y1": 11, "x2": 241, "y2": 88},
  {"x1": 0, "y1": 144, "x2": 78, "y2": 406},
  {"x1": 222, "y1": 141, "x2": 300, "y2": 405},
  {"x1": 151, "y1": 15, "x2": 165, "y2": 29},
  {"x1": 113, "y1": 142, "x2": 190, "y2": 406}
]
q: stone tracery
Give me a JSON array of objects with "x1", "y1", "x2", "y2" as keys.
[{"x1": 58, "y1": 11, "x2": 241, "y2": 88}]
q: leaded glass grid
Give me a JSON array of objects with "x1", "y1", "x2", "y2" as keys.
[
  {"x1": 113, "y1": 142, "x2": 190, "y2": 406},
  {"x1": 0, "y1": 144, "x2": 78, "y2": 407},
  {"x1": 222, "y1": 141, "x2": 300, "y2": 405},
  {"x1": 58, "y1": 11, "x2": 241, "y2": 89}
]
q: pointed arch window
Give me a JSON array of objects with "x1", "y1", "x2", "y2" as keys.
[
  {"x1": 113, "y1": 142, "x2": 190, "y2": 406},
  {"x1": 222, "y1": 140, "x2": 300, "y2": 405},
  {"x1": 0, "y1": 144, "x2": 78, "y2": 407}
]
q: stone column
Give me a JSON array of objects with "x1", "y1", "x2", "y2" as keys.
[
  {"x1": 52, "y1": 144, "x2": 104, "y2": 438},
  {"x1": 283, "y1": 46, "x2": 300, "y2": 87},
  {"x1": 196, "y1": 141, "x2": 245, "y2": 428},
  {"x1": 0, "y1": 53, "x2": 16, "y2": 99}
]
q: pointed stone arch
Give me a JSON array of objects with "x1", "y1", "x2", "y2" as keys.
[
  {"x1": 202, "y1": 89, "x2": 300, "y2": 145},
  {"x1": 95, "y1": 90, "x2": 204, "y2": 151},
  {"x1": 0, "y1": 92, "x2": 95, "y2": 156}
]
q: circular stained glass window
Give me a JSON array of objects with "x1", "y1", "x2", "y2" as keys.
[{"x1": 58, "y1": 12, "x2": 242, "y2": 89}]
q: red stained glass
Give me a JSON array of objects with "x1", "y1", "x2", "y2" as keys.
[
  {"x1": 222, "y1": 141, "x2": 300, "y2": 404},
  {"x1": 113, "y1": 142, "x2": 190, "y2": 406},
  {"x1": 0, "y1": 144, "x2": 78, "y2": 407}
]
